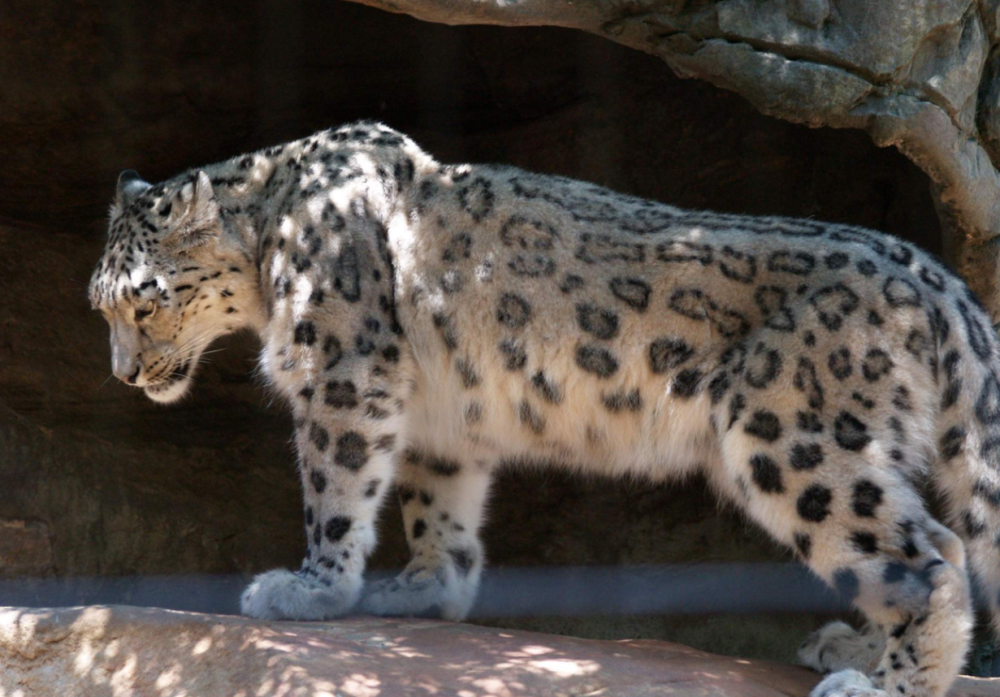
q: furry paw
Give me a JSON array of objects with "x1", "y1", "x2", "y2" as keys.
[
  {"x1": 240, "y1": 568, "x2": 361, "y2": 620},
  {"x1": 359, "y1": 564, "x2": 476, "y2": 621},
  {"x1": 799, "y1": 622, "x2": 884, "y2": 674},
  {"x1": 810, "y1": 670, "x2": 888, "y2": 697}
]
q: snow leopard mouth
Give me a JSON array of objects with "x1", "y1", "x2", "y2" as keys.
[
  {"x1": 146, "y1": 358, "x2": 192, "y2": 387},
  {"x1": 143, "y1": 355, "x2": 198, "y2": 404},
  {"x1": 163, "y1": 359, "x2": 192, "y2": 385}
]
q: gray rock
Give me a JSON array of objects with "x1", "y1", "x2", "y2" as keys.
[
  {"x1": 909, "y1": 10, "x2": 986, "y2": 128},
  {"x1": 341, "y1": 0, "x2": 1000, "y2": 319},
  {"x1": 716, "y1": 0, "x2": 971, "y2": 78},
  {"x1": 662, "y1": 40, "x2": 873, "y2": 126}
]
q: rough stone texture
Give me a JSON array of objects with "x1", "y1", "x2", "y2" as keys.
[
  {"x1": 340, "y1": 0, "x2": 1000, "y2": 321},
  {"x1": 0, "y1": 0, "x2": 948, "y2": 663},
  {"x1": 0, "y1": 519, "x2": 52, "y2": 576},
  {"x1": 2, "y1": 606, "x2": 998, "y2": 697}
]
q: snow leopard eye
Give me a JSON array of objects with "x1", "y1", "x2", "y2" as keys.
[{"x1": 133, "y1": 301, "x2": 156, "y2": 322}]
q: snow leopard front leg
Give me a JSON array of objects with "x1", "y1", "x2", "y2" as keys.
[
  {"x1": 360, "y1": 450, "x2": 492, "y2": 620},
  {"x1": 241, "y1": 212, "x2": 408, "y2": 620},
  {"x1": 240, "y1": 352, "x2": 405, "y2": 620}
]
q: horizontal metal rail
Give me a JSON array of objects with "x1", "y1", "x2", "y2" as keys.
[
  {"x1": 0, "y1": 563, "x2": 846, "y2": 617},
  {"x1": 7, "y1": 565, "x2": 999, "y2": 675}
]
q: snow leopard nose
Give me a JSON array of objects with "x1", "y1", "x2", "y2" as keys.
[
  {"x1": 124, "y1": 365, "x2": 141, "y2": 385},
  {"x1": 110, "y1": 323, "x2": 142, "y2": 385},
  {"x1": 111, "y1": 346, "x2": 142, "y2": 385}
]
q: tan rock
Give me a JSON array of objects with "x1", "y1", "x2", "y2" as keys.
[{"x1": 0, "y1": 606, "x2": 998, "y2": 696}]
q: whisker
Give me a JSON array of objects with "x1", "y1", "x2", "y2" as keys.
[
  {"x1": 176, "y1": 333, "x2": 223, "y2": 356},
  {"x1": 142, "y1": 326, "x2": 234, "y2": 387},
  {"x1": 173, "y1": 330, "x2": 219, "y2": 356}
]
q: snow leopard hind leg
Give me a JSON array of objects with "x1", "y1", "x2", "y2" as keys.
[{"x1": 707, "y1": 321, "x2": 973, "y2": 697}]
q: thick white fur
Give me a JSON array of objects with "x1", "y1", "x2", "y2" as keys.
[{"x1": 90, "y1": 122, "x2": 1000, "y2": 697}]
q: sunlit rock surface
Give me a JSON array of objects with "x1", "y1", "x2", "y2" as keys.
[{"x1": 1, "y1": 606, "x2": 998, "y2": 696}]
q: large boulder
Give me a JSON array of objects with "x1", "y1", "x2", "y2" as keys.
[{"x1": 3, "y1": 606, "x2": 998, "y2": 696}]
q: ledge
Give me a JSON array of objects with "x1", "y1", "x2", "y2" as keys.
[{"x1": 2, "y1": 606, "x2": 999, "y2": 696}]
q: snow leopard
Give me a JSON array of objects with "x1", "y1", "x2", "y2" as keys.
[{"x1": 90, "y1": 121, "x2": 1000, "y2": 697}]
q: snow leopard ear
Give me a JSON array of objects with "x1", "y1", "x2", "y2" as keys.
[
  {"x1": 170, "y1": 171, "x2": 220, "y2": 247},
  {"x1": 116, "y1": 170, "x2": 151, "y2": 208}
]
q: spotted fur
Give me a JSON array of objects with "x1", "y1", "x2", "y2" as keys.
[{"x1": 91, "y1": 122, "x2": 1000, "y2": 697}]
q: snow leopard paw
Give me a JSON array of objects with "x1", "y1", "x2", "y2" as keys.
[
  {"x1": 359, "y1": 563, "x2": 477, "y2": 621},
  {"x1": 809, "y1": 669, "x2": 888, "y2": 697},
  {"x1": 799, "y1": 621, "x2": 884, "y2": 674},
  {"x1": 240, "y1": 568, "x2": 361, "y2": 621}
]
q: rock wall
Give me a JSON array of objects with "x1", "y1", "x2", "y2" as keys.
[
  {"x1": 0, "y1": 0, "x2": 941, "y2": 660},
  {"x1": 344, "y1": 0, "x2": 1000, "y2": 322}
]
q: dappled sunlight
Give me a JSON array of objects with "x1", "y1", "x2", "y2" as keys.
[
  {"x1": 390, "y1": 646, "x2": 435, "y2": 659},
  {"x1": 466, "y1": 676, "x2": 515, "y2": 696},
  {"x1": 339, "y1": 672, "x2": 382, "y2": 697},
  {"x1": 0, "y1": 607, "x2": 835, "y2": 696},
  {"x1": 503, "y1": 644, "x2": 554, "y2": 657},
  {"x1": 0, "y1": 608, "x2": 45, "y2": 660},
  {"x1": 69, "y1": 606, "x2": 113, "y2": 678},
  {"x1": 529, "y1": 658, "x2": 600, "y2": 677},
  {"x1": 192, "y1": 635, "x2": 213, "y2": 655},
  {"x1": 491, "y1": 643, "x2": 601, "y2": 678},
  {"x1": 154, "y1": 662, "x2": 185, "y2": 691}
]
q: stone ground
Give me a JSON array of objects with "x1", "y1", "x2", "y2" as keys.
[{"x1": 1, "y1": 606, "x2": 998, "y2": 697}]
